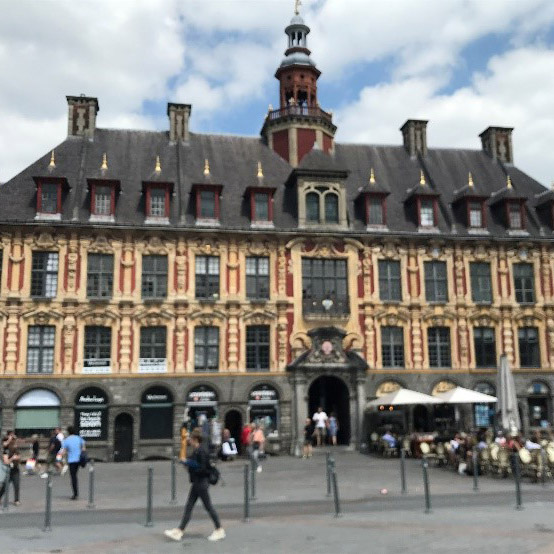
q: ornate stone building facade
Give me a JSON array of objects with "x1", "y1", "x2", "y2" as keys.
[{"x1": 1, "y1": 12, "x2": 553, "y2": 459}]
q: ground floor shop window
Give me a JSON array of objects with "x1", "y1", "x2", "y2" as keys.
[
  {"x1": 140, "y1": 386, "x2": 174, "y2": 439},
  {"x1": 527, "y1": 382, "x2": 550, "y2": 428},
  {"x1": 75, "y1": 386, "x2": 108, "y2": 440},
  {"x1": 15, "y1": 389, "x2": 60, "y2": 437},
  {"x1": 474, "y1": 382, "x2": 496, "y2": 427},
  {"x1": 185, "y1": 385, "x2": 218, "y2": 431},
  {"x1": 249, "y1": 384, "x2": 279, "y2": 437}
]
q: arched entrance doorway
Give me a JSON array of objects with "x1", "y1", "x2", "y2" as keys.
[
  {"x1": 114, "y1": 413, "x2": 133, "y2": 462},
  {"x1": 308, "y1": 376, "x2": 350, "y2": 445},
  {"x1": 224, "y1": 410, "x2": 243, "y2": 453}
]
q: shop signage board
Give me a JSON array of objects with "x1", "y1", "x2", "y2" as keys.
[
  {"x1": 83, "y1": 358, "x2": 111, "y2": 374},
  {"x1": 138, "y1": 358, "x2": 167, "y2": 373},
  {"x1": 75, "y1": 387, "x2": 108, "y2": 440}
]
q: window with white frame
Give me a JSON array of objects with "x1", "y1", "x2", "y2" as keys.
[
  {"x1": 27, "y1": 326, "x2": 55, "y2": 374},
  {"x1": 31, "y1": 252, "x2": 58, "y2": 298}
]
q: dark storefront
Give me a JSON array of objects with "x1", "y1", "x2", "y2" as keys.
[{"x1": 140, "y1": 386, "x2": 174, "y2": 439}]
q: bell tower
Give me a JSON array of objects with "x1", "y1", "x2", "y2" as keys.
[{"x1": 261, "y1": 5, "x2": 336, "y2": 167}]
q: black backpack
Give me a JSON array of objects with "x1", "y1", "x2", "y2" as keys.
[{"x1": 207, "y1": 462, "x2": 220, "y2": 485}]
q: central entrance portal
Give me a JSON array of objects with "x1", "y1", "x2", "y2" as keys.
[{"x1": 308, "y1": 376, "x2": 350, "y2": 445}]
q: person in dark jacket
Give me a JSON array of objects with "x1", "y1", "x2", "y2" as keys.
[{"x1": 164, "y1": 428, "x2": 225, "y2": 542}]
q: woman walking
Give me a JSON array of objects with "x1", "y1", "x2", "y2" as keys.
[
  {"x1": 164, "y1": 429, "x2": 225, "y2": 542},
  {"x1": 328, "y1": 413, "x2": 339, "y2": 446}
]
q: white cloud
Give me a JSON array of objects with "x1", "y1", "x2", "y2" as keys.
[
  {"x1": 1, "y1": 0, "x2": 554, "y2": 184},
  {"x1": 336, "y1": 47, "x2": 554, "y2": 185}
]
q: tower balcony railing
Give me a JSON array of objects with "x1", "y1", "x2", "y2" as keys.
[{"x1": 267, "y1": 105, "x2": 333, "y2": 123}]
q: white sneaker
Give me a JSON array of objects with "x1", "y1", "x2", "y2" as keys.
[
  {"x1": 208, "y1": 528, "x2": 226, "y2": 542},
  {"x1": 164, "y1": 528, "x2": 184, "y2": 541},
  {"x1": 257, "y1": 466, "x2": 262, "y2": 473},
  {"x1": 61, "y1": 465, "x2": 68, "y2": 476},
  {"x1": 40, "y1": 472, "x2": 49, "y2": 479}
]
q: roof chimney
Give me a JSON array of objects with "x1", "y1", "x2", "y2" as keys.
[
  {"x1": 401, "y1": 119, "x2": 428, "y2": 158},
  {"x1": 479, "y1": 126, "x2": 514, "y2": 164},
  {"x1": 66, "y1": 95, "x2": 99, "y2": 138},
  {"x1": 168, "y1": 103, "x2": 192, "y2": 144}
]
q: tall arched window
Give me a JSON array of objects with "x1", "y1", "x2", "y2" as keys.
[
  {"x1": 306, "y1": 192, "x2": 320, "y2": 222},
  {"x1": 324, "y1": 193, "x2": 339, "y2": 223}
]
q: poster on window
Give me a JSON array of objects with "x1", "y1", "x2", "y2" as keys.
[
  {"x1": 83, "y1": 358, "x2": 111, "y2": 374},
  {"x1": 75, "y1": 387, "x2": 108, "y2": 440},
  {"x1": 139, "y1": 358, "x2": 167, "y2": 373}
]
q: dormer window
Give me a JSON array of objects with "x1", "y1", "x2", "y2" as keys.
[
  {"x1": 367, "y1": 196, "x2": 385, "y2": 225},
  {"x1": 254, "y1": 192, "x2": 270, "y2": 221},
  {"x1": 508, "y1": 201, "x2": 523, "y2": 229},
  {"x1": 143, "y1": 182, "x2": 172, "y2": 224},
  {"x1": 89, "y1": 181, "x2": 119, "y2": 219},
  {"x1": 40, "y1": 182, "x2": 60, "y2": 214},
  {"x1": 324, "y1": 193, "x2": 339, "y2": 223},
  {"x1": 468, "y1": 201, "x2": 484, "y2": 228},
  {"x1": 193, "y1": 184, "x2": 222, "y2": 225},
  {"x1": 200, "y1": 190, "x2": 216, "y2": 218},
  {"x1": 301, "y1": 185, "x2": 346, "y2": 227},
  {"x1": 34, "y1": 177, "x2": 66, "y2": 220},
  {"x1": 149, "y1": 187, "x2": 167, "y2": 217},
  {"x1": 419, "y1": 198, "x2": 435, "y2": 227}
]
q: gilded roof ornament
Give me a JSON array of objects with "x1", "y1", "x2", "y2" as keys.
[
  {"x1": 257, "y1": 161, "x2": 264, "y2": 178},
  {"x1": 506, "y1": 175, "x2": 512, "y2": 189},
  {"x1": 48, "y1": 150, "x2": 56, "y2": 169},
  {"x1": 419, "y1": 170, "x2": 426, "y2": 185},
  {"x1": 468, "y1": 172, "x2": 473, "y2": 187},
  {"x1": 369, "y1": 167, "x2": 376, "y2": 184},
  {"x1": 155, "y1": 155, "x2": 161, "y2": 173},
  {"x1": 101, "y1": 153, "x2": 108, "y2": 171},
  {"x1": 294, "y1": 0, "x2": 302, "y2": 15},
  {"x1": 203, "y1": 159, "x2": 210, "y2": 176}
]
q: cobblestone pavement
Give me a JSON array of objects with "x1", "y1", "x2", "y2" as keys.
[{"x1": 2, "y1": 450, "x2": 554, "y2": 553}]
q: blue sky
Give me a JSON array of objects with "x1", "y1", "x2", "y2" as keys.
[{"x1": 1, "y1": 0, "x2": 554, "y2": 185}]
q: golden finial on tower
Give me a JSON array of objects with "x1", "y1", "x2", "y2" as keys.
[
  {"x1": 204, "y1": 159, "x2": 210, "y2": 176},
  {"x1": 257, "y1": 161, "x2": 264, "y2": 178},
  {"x1": 294, "y1": 0, "x2": 302, "y2": 15},
  {"x1": 468, "y1": 172, "x2": 473, "y2": 187},
  {"x1": 101, "y1": 153, "x2": 108, "y2": 171},
  {"x1": 49, "y1": 150, "x2": 56, "y2": 169},
  {"x1": 268, "y1": 104, "x2": 273, "y2": 112},
  {"x1": 419, "y1": 170, "x2": 426, "y2": 185},
  {"x1": 369, "y1": 168, "x2": 376, "y2": 184},
  {"x1": 155, "y1": 155, "x2": 161, "y2": 173},
  {"x1": 506, "y1": 175, "x2": 512, "y2": 189}
]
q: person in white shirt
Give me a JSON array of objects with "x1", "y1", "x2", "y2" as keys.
[
  {"x1": 55, "y1": 427, "x2": 68, "y2": 475},
  {"x1": 312, "y1": 407, "x2": 328, "y2": 447}
]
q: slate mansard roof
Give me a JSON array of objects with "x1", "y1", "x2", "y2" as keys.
[{"x1": 0, "y1": 126, "x2": 550, "y2": 239}]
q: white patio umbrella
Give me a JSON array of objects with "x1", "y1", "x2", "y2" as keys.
[
  {"x1": 434, "y1": 386, "x2": 497, "y2": 404},
  {"x1": 496, "y1": 354, "x2": 521, "y2": 433},
  {"x1": 366, "y1": 388, "x2": 442, "y2": 409}
]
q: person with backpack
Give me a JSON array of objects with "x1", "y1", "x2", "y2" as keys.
[
  {"x1": 164, "y1": 428, "x2": 225, "y2": 543},
  {"x1": 61, "y1": 426, "x2": 85, "y2": 500}
]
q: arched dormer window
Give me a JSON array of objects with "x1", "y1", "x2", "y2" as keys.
[
  {"x1": 324, "y1": 193, "x2": 339, "y2": 223},
  {"x1": 306, "y1": 192, "x2": 319, "y2": 222}
]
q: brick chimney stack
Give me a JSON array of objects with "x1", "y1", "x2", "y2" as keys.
[
  {"x1": 66, "y1": 95, "x2": 99, "y2": 138},
  {"x1": 168, "y1": 103, "x2": 192, "y2": 144},
  {"x1": 401, "y1": 119, "x2": 428, "y2": 158},
  {"x1": 479, "y1": 126, "x2": 514, "y2": 164}
]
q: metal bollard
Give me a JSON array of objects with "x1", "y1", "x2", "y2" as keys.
[
  {"x1": 170, "y1": 457, "x2": 177, "y2": 505},
  {"x1": 87, "y1": 462, "x2": 96, "y2": 509},
  {"x1": 326, "y1": 452, "x2": 331, "y2": 497},
  {"x1": 145, "y1": 465, "x2": 154, "y2": 527},
  {"x1": 331, "y1": 468, "x2": 342, "y2": 517},
  {"x1": 472, "y1": 450, "x2": 479, "y2": 492},
  {"x1": 250, "y1": 456, "x2": 257, "y2": 500},
  {"x1": 243, "y1": 464, "x2": 250, "y2": 522},
  {"x1": 2, "y1": 473, "x2": 9, "y2": 512},
  {"x1": 513, "y1": 454, "x2": 523, "y2": 510},
  {"x1": 400, "y1": 449, "x2": 407, "y2": 494},
  {"x1": 42, "y1": 473, "x2": 52, "y2": 532},
  {"x1": 422, "y1": 459, "x2": 432, "y2": 514}
]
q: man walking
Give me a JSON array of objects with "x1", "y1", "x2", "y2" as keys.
[
  {"x1": 41, "y1": 429, "x2": 62, "y2": 478},
  {"x1": 312, "y1": 406, "x2": 328, "y2": 447},
  {"x1": 164, "y1": 428, "x2": 225, "y2": 542},
  {"x1": 61, "y1": 426, "x2": 85, "y2": 500}
]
